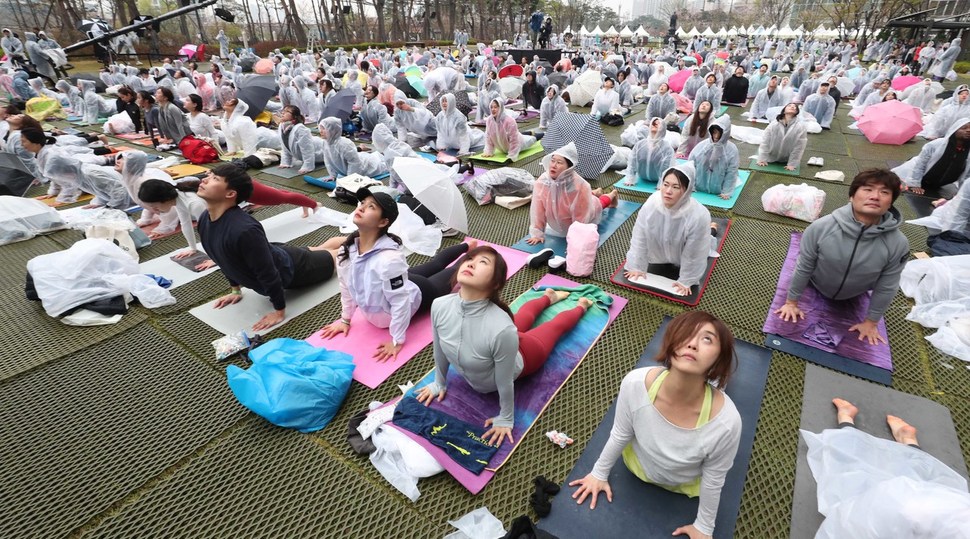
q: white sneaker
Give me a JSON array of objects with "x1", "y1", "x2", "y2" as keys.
[{"x1": 431, "y1": 221, "x2": 458, "y2": 237}]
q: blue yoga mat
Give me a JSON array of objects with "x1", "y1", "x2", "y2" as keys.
[
  {"x1": 510, "y1": 199, "x2": 642, "y2": 257},
  {"x1": 538, "y1": 317, "x2": 772, "y2": 539},
  {"x1": 614, "y1": 166, "x2": 751, "y2": 210},
  {"x1": 764, "y1": 334, "x2": 893, "y2": 386}
]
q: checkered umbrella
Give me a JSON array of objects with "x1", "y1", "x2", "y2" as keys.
[
  {"x1": 425, "y1": 90, "x2": 474, "y2": 116},
  {"x1": 543, "y1": 112, "x2": 614, "y2": 180}
]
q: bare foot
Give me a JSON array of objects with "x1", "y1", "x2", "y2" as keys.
[
  {"x1": 887, "y1": 415, "x2": 919, "y2": 446},
  {"x1": 577, "y1": 297, "x2": 593, "y2": 310},
  {"x1": 607, "y1": 189, "x2": 619, "y2": 208},
  {"x1": 591, "y1": 188, "x2": 603, "y2": 196},
  {"x1": 465, "y1": 238, "x2": 479, "y2": 252},
  {"x1": 544, "y1": 289, "x2": 570, "y2": 304},
  {"x1": 832, "y1": 398, "x2": 858, "y2": 425}
]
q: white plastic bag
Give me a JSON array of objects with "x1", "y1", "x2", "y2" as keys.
[
  {"x1": 566, "y1": 221, "x2": 598, "y2": 277},
  {"x1": 761, "y1": 183, "x2": 826, "y2": 222},
  {"x1": 104, "y1": 273, "x2": 176, "y2": 308},
  {"x1": 443, "y1": 507, "x2": 506, "y2": 539},
  {"x1": 0, "y1": 196, "x2": 66, "y2": 246},
  {"x1": 59, "y1": 206, "x2": 135, "y2": 231},
  {"x1": 369, "y1": 424, "x2": 443, "y2": 502},
  {"x1": 26, "y1": 238, "x2": 139, "y2": 317},
  {"x1": 389, "y1": 203, "x2": 442, "y2": 257},
  {"x1": 900, "y1": 255, "x2": 970, "y2": 314},
  {"x1": 926, "y1": 317, "x2": 970, "y2": 362}
]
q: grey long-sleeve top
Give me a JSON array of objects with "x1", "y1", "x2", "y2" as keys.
[{"x1": 424, "y1": 294, "x2": 523, "y2": 428}]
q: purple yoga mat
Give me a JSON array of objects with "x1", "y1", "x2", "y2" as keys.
[
  {"x1": 454, "y1": 166, "x2": 488, "y2": 186},
  {"x1": 762, "y1": 232, "x2": 892, "y2": 371},
  {"x1": 387, "y1": 274, "x2": 627, "y2": 494}
]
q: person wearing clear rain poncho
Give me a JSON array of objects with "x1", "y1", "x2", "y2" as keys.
[
  {"x1": 278, "y1": 105, "x2": 326, "y2": 175},
  {"x1": 116, "y1": 150, "x2": 186, "y2": 233},
  {"x1": 292, "y1": 75, "x2": 320, "y2": 123},
  {"x1": 434, "y1": 93, "x2": 485, "y2": 155},
  {"x1": 894, "y1": 118, "x2": 970, "y2": 199},
  {"x1": 802, "y1": 82, "x2": 836, "y2": 130},
  {"x1": 693, "y1": 74, "x2": 722, "y2": 113},
  {"x1": 624, "y1": 162, "x2": 712, "y2": 297},
  {"x1": 55, "y1": 79, "x2": 83, "y2": 115},
  {"x1": 80, "y1": 80, "x2": 111, "y2": 124},
  {"x1": 360, "y1": 84, "x2": 394, "y2": 133},
  {"x1": 29, "y1": 78, "x2": 66, "y2": 106},
  {"x1": 923, "y1": 84, "x2": 970, "y2": 140},
  {"x1": 689, "y1": 114, "x2": 739, "y2": 199},
  {"x1": 372, "y1": 123, "x2": 420, "y2": 192},
  {"x1": 221, "y1": 98, "x2": 280, "y2": 155},
  {"x1": 747, "y1": 76, "x2": 783, "y2": 120},
  {"x1": 931, "y1": 38, "x2": 962, "y2": 81},
  {"x1": 682, "y1": 67, "x2": 704, "y2": 101},
  {"x1": 539, "y1": 85, "x2": 567, "y2": 130},
  {"x1": 477, "y1": 77, "x2": 503, "y2": 122},
  {"x1": 394, "y1": 97, "x2": 437, "y2": 146},
  {"x1": 526, "y1": 142, "x2": 618, "y2": 245},
  {"x1": 319, "y1": 116, "x2": 387, "y2": 178},
  {"x1": 646, "y1": 82, "x2": 676, "y2": 125},
  {"x1": 43, "y1": 149, "x2": 131, "y2": 208},
  {"x1": 483, "y1": 98, "x2": 536, "y2": 161},
  {"x1": 624, "y1": 117, "x2": 675, "y2": 186},
  {"x1": 591, "y1": 77, "x2": 622, "y2": 119},
  {"x1": 757, "y1": 103, "x2": 808, "y2": 171}
]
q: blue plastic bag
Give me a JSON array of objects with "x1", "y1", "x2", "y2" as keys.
[{"x1": 227, "y1": 338, "x2": 355, "y2": 433}]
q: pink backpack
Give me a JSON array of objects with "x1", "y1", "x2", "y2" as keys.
[{"x1": 566, "y1": 222, "x2": 598, "y2": 277}]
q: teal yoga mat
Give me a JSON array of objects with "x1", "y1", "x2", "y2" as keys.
[
  {"x1": 748, "y1": 158, "x2": 801, "y2": 176},
  {"x1": 613, "y1": 168, "x2": 751, "y2": 210},
  {"x1": 511, "y1": 199, "x2": 642, "y2": 256}
]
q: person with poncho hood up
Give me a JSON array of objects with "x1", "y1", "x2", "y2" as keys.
[
  {"x1": 747, "y1": 64, "x2": 771, "y2": 99},
  {"x1": 10, "y1": 71, "x2": 36, "y2": 100},
  {"x1": 116, "y1": 150, "x2": 184, "y2": 232},
  {"x1": 624, "y1": 162, "x2": 712, "y2": 296},
  {"x1": 539, "y1": 85, "x2": 567, "y2": 129},
  {"x1": 689, "y1": 115, "x2": 739, "y2": 199},
  {"x1": 894, "y1": 118, "x2": 970, "y2": 198},
  {"x1": 79, "y1": 80, "x2": 111, "y2": 125},
  {"x1": 28, "y1": 78, "x2": 65, "y2": 106},
  {"x1": 483, "y1": 98, "x2": 536, "y2": 161},
  {"x1": 55, "y1": 80, "x2": 83, "y2": 115},
  {"x1": 44, "y1": 149, "x2": 131, "y2": 208},
  {"x1": 931, "y1": 38, "x2": 962, "y2": 81},
  {"x1": 802, "y1": 82, "x2": 836, "y2": 130},
  {"x1": 477, "y1": 77, "x2": 503, "y2": 122},
  {"x1": 757, "y1": 103, "x2": 807, "y2": 171},
  {"x1": 526, "y1": 142, "x2": 618, "y2": 245},
  {"x1": 319, "y1": 116, "x2": 387, "y2": 178},
  {"x1": 624, "y1": 117, "x2": 675, "y2": 186},
  {"x1": 360, "y1": 84, "x2": 394, "y2": 133},
  {"x1": 923, "y1": 84, "x2": 970, "y2": 140},
  {"x1": 278, "y1": 105, "x2": 325, "y2": 175},
  {"x1": 293, "y1": 75, "x2": 320, "y2": 123},
  {"x1": 434, "y1": 93, "x2": 485, "y2": 154},
  {"x1": 682, "y1": 67, "x2": 704, "y2": 101},
  {"x1": 775, "y1": 169, "x2": 909, "y2": 344},
  {"x1": 1, "y1": 28, "x2": 23, "y2": 61},
  {"x1": 394, "y1": 97, "x2": 437, "y2": 146},
  {"x1": 372, "y1": 123, "x2": 420, "y2": 192},
  {"x1": 693, "y1": 73, "x2": 722, "y2": 113},
  {"x1": 221, "y1": 98, "x2": 280, "y2": 155}
]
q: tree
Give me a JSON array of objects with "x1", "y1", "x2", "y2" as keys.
[{"x1": 756, "y1": 0, "x2": 799, "y2": 27}]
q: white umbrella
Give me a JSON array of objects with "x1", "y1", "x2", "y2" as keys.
[
  {"x1": 620, "y1": 25, "x2": 634, "y2": 38},
  {"x1": 392, "y1": 157, "x2": 468, "y2": 234},
  {"x1": 835, "y1": 76, "x2": 855, "y2": 96},
  {"x1": 498, "y1": 77, "x2": 524, "y2": 99},
  {"x1": 605, "y1": 25, "x2": 619, "y2": 37},
  {"x1": 563, "y1": 70, "x2": 602, "y2": 106}
]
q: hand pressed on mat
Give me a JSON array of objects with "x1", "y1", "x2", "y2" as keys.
[
  {"x1": 374, "y1": 341, "x2": 403, "y2": 362},
  {"x1": 569, "y1": 473, "x2": 613, "y2": 509},
  {"x1": 775, "y1": 300, "x2": 805, "y2": 322},
  {"x1": 318, "y1": 319, "x2": 350, "y2": 339},
  {"x1": 848, "y1": 319, "x2": 886, "y2": 346},
  {"x1": 415, "y1": 385, "x2": 445, "y2": 406},
  {"x1": 672, "y1": 524, "x2": 712, "y2": 539},
  {"x1": 483, "y1": 418, "x2": 514, "y2": 447},
  {"x1": 252, "y1": 309, "x2": 285, "y2": 331}
]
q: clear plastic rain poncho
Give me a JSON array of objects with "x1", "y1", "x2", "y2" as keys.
[
  {"x1": 624, "y1": 161, "x2": 712, "y2": 287},
  {"x1": 360, "y1": 94, "x2": 393, "y2": 133},
  {"x1": 55, "y1": 79, "x2": 83, "y2": 114},
  {"x1": 894, "y1": 118, "x2": 970, "y2": 197},
  {"x1": 41, "y1": 146, "x2": 110, "y2": 204},
  {"x1": 757, "y1": 114, "x2": 808, "y2": 168},
  {"x1": 222, "y1": 99, "x2": 280, "y2": 155},
  {"x1": 529, "y1": 142, "x2": 602, "y2": 240},
  {"x1": 293, "y1": 76, "x2": 320, "y2": 122},
  {"x1": 477, "y1": 78, "x2": 502, "y2": 121},
  {"x1": 394, "y1": 98, "x2": 437, "y2": 143},
  {"x1": 319, "y1": 117, "x2": 387, "y2": 178},
  {"x1": 924, "y1": 85, "x2": 970, "y2": 139},
  {"x1": 372, "y1": 123, "x2": 418, "y2": 191},
  {"x1": 645, "y1": 86, "x2": 676, "y2": 123},
  {"x1": 279, "y1": 121, "x2": 325, "y2": 174},
  {"x1": 434, "y1": 93, "x2": 484, "y2": 154},
  {"x1": 689, "y1": 114, "x2": 740, "y2": 197},
  {"x1": 803, "y1": 427, "x2": 970, "y2": 539},
  {"x1": 121, "y1": 150, "x2": 178, "y2": 229},
  {"x1": 624, "y1": 117, "x2": 675, "y2": 185},
  {"x1": 539, "y1": 85, "x2": 567, "y2": 129},
  {"x1": 80, "y1": 79, "x2": 107, "y2": 124},
  {"x1": 484, "y1": 98, "x2": 536, "y2": 161}
]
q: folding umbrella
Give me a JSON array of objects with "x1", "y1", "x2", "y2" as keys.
[
  {"x1": 404, "y1": 66, "x2": 423, "y2": 78},
  {"x1": 392, "y1": 157, "x2": 468, "y2": 233},
  {"x1": 320, "y1": 89, "x2": 357, "y2": 122},
  {"x1": 178, "y1": 44, "x2": 198, "y2": 59},
  {"x1": 547, "y1": 72, "x2": 567, "y2": 88},
  {"x1": 0, "y1": 153, "x2": 35, "y2": 196},
  {"x1": 406, "y1": 75, "x2": 427, "y2": 97},
  {"x1": 498, "y1": 77, "x2": 524, "y2": 99},
  {"x1": 240, "y1": 57, "x2": 256, "y2": 72},
  {"x1": 543, "y1": 112, "x2": 614, "y2": 180},
  {"x1": 857, "y1": 100, "x2": 923, "y2": 145},
  {"x1": 563, "y1": 72, "x2": 601, "y2": 106},
  {"x1": 892, "y1": 75, "x2": 921, "y2": 92},
  {"x1": 499, "y1": 64, "x2": 524, "y2": 79},
  {"x1": 425, "y1": 90, "x2": 473, "y2": 116},
  {"x1": 393, "y1": 77, "x2": 421, "y2": 99},
  {"x1": 235, "y1": 75, "x2": 278, "y2": 119},
  {"x1": 667, "y1": 69, "x2": 692, "y2": 93}
]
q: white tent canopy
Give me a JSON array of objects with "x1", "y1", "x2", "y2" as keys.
[
  {"x1": 677, "y1": 26, "x2": 688, "y2": 38},
  {"x1": 635, "y1": 25, "x2": 650, "y2": 37},
  {"x1": 778, "y1": 25, "x2": 795, "y2": 38},
  {"x1": 604, "y1": 25, "x2": 619, "y2": 37},
  {"x1": 728, "y1": 26, "x2": 739, "y2": 36},
  {"x1": 591, "y1": 25, "x2": 604, "y2": 36},
  {"x1": 717, "y1": 27, "x2": 728, "y2": 38},
  {"x1": 688, "y1": 26, "x2": 700, "y2": 37},
  {"x1": 579, "y1": 25, "x2": 589, "y2": 35},
  {"x1": 563, "y1": 25, "x2": 572, "y2": 34},
  {"x1": 747, "y1": 25, "x2": 757, "y2": 34},
  {"x1": 702, "y1": 26, "x2": 715, "y2": 37},
  {"x1": 620, "y1": 25, "x2": 634, "y2": 38}
]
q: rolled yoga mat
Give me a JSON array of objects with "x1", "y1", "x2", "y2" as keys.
[
  {"x1": 538, "y1": 316, "x2": 772, "y2": 539},
  {"x1": 788, "y1": 364, "x2": 968, "y2": 538}
]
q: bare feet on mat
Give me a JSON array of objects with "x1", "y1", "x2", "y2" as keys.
[
  {"x1": 577, "y1": 297, "x2": 593, "y2": 310},
  {"x1": 832, "y1": 398, "x2": 858, "y2": 425},
  {"x1": 607, "y1": 189, "x2": 619, "y2": 208},
  {"x1": 887, "y1": 415, "x2": 919, "y2": 446},
  {"x1": 544, "y1": 289, "x2": 570, "y2": 304}
]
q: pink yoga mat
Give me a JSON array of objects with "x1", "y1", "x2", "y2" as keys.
[
  {"x1": 388, "y1": 274, "x2": 627, "y2": 494},
  {"x1": 304, "y1": 240, "x2": 530, "y2": 389}
]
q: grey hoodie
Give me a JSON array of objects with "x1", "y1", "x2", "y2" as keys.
[{"x1": 788, "y1": 203, "x2": 909, "y2": 321}]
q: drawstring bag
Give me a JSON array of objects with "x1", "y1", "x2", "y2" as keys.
[
  {"x1": 177, "y1": 135, "x2": 219, "y2": 164},
  {"x1": 566, "y1": 221, "x2": 598, "y2": 277},
  {"x1": 85, "y1": 223, "x2": 139, "y2": 261}
]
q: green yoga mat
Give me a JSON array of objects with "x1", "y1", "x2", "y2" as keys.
[
  {"x1": 469, "y1": 141, "x2": 544, "y2": 163},
  {"x1": 716, "y1": 105, "x2": 728, "y2": 117},
  {"x1": 748, "y1": 158, "x2": 801, "y2": 176},
  {"x1": 613, "y1": 168, "x2": 751, "y2": 210}
]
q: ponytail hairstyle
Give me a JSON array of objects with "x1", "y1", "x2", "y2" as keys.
[
  {"x1": 138, "y1": 179, "x2": 178, "y2": 203},
  {"x1": 20, "y1": 127, "x2": 56, "y2": 146},
  {"x1": 17, "y1": 114, "x2": 44, "y2": 132},
  {"x1": 186, "y1": 93, "x2": 203, "y2": 112},
  {"x1": 282, "y1": 105, "x2": 305, "y2": 124},
  {"x1": 336, "y1": 198, "x2": 402, "y2": 263},
  {"x1": 156, "y1": 86, "x2": 175, "y2": 104},
  {"x1": 449, "y1": 245, "x2": 514, "y2": 319}
]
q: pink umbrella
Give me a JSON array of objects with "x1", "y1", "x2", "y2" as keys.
[
  {"x1": 178, "y1": 44, "x2": 198, "y2": 59},
  {"x1": 254, "y1": 58, "x2": 274, "y2": 74},
  {"x1": 857, "y1": 100, "x2": 923, "y2": 145},
  {"x1": 667, "y1": 69, "x2": 692, "y2": 93},
  {"x1": 891, "y1": 75, "x2": 921, "y2": 91}
]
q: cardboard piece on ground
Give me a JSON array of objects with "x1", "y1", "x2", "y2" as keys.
[
  {"x1": 789, "y1": 364, "x2": 968, "y2": 538},
  {"x1": 164, "y1": 164, "x2": 210, "y2": 179},
  {"x1": 538, "y1": 316, "x2": 772, "y2": 539},
  {"x1": 35, "y1": 193, "x2": 94, "y2": 208}
]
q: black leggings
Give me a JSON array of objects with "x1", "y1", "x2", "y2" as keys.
[{"x1": 409, "y1": 243, "x2": 470, "y2": 312}]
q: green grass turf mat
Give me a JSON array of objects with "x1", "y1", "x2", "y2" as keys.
[
  {"x1": 748, "y1": 158, "x2": 801, "y2": 176},
  {"x1": 731, "y1": 172, "x2": 849, "y2": 228},
  {"x1": 0, "y1": 325, "x2": 247, "y2": 538}
]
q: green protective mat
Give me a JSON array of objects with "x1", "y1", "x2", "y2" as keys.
[
  {"x1": 731, "y1": 172, "x2": 849, "y2": 228},
  {"x1": 0, "y1": 325, "x2": 247, "y2": 538},
  {"x1": 614, "y1": 168, "x2": 751, "y2": 209},
  {"x1": 748, "y1": 158, "x2": 801, "y2": 177},
  {"x1": 469, "y1": 141, "x2": 545, "y2": 163}
]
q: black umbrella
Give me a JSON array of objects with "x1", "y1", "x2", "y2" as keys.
[
  {"x1": 214, "y1": 8, "x2": 235, "y2": 22},
  {"x1": 321, "y1": 89, "x2": 357, "y2": 122},
  {"x1": 68, "y1": 75, "x2": 106, "y2": 93},
  {"x1": 130, "y1": 15, "x2": 160, "y2": 37},
  {"x1": 543, "y1": 112, "x2": 614, "y2": 180},
  {"x1": 235, "y1": 75, "x2": 278, "y2": 120},
  {"x1": 239, "y1": 57, "x2": 256, "y2": 73},
  {"x1": 547, "y1": 72, "x2": 567, "y2": 88},
  {"x1": 78, "y1": 18, "x2": 111, "y2": 37},
  {"x1": 425, "y1": 90, "x2": 474, "y2": 116},
  {"x1": 0, "y1": 153, "x2": 35, "y2": 196},
  {"x1": 394, "y1": 77, "x2": 420, "y2": 99}
]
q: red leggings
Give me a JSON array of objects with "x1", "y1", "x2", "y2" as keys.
[
  {"x1": 249, "y1": 181, "x2": 317, "y2": 209},
  {"x1": 515, "y1": 295, "x2": 586, "y2": 377}
]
